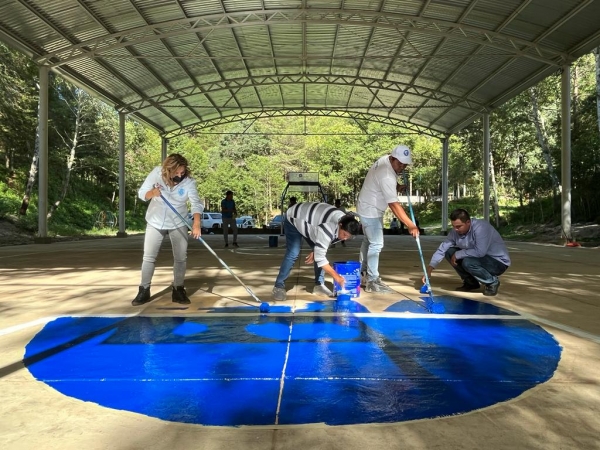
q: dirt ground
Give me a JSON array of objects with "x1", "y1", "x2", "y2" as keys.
[{"x1": 1, "y1": 218, "x2": 599, "y2": 248}]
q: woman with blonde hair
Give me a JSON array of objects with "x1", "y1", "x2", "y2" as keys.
[{"x1": 132, "y1": 154, "x2": 204, "y2": 306}]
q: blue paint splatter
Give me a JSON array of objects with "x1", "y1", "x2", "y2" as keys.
[{"x1": 25, "y1": 308, "x2": 561, "y2": 427}]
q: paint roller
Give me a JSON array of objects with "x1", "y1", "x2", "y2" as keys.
[{"x1": 159, "y1": 192, "x2": 270, "y2": 313}]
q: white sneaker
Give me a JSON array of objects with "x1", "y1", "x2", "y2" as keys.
[{"x1": 313, "y1": 284, "x2": 334, "y2": 297}]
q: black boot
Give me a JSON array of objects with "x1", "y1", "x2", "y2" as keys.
[
  {"x1": 456, "y1": 278, "x2": 481, "y2": 292},
  {"x1": 131, "y1": 286, "x2": 151, "y2": 306},
  {"x1": 172, "y1": 285, "x2": 191, "y2": 304}
]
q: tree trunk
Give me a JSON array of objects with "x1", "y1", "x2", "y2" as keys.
[
  {"x1": 594, "y1": 46, "x2": 600, "y2": 138},
  {"x1": 529, "y1": 86, "x2": 560, "y2": 192},
  {"x1": 489, "y1": 147, "x2": 500, "y2": 228},
  {"x1": 573, "y1": 65, "x2": 579, "y2": 138},
  {"x1": 19, "y1": 97, "x2": 41, "y2": 215},
  {"x1": 47, "y1": 104, "x2": 81, "y2": 219}
]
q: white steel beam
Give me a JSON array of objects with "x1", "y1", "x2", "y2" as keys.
[
  {"x1": 561, "y1": 66, "x2": 572, "y2": 242},
  {"x1": 441, "y1": 137, "x2": 449, "y2": 234},
  {"x1": 36, "y1": 65, "x2": 49, "y2": 242},
  {"x1": 117, "y1": 112, "x2": 127, "y2": 238}
]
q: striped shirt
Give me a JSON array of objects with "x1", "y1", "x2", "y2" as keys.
[{"x1": 286, "y1": 202, "x2": 345, "y2": 268}]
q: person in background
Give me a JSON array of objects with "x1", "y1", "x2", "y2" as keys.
[
  {"x1": 221, "y1": 190, "x2": 238, "y2": 248},
  {"x1": 390, "y1": 218, "x2": 399, "y2": 234},
  {"x1": 272, "y1": 202, "x2": 360, "y2": 301},
  {"x1": 423, "y1": 208, "x2": 510, "y2": 296},
  {"x1": 357, "y1": 144, "x2": 419, "y2": 294},
  {"x1": 132, "y1": 153, "x2": 203, "y2": 306},
  {"x1": 288, "y1": 196, "x2": 297, "y2": 208}
]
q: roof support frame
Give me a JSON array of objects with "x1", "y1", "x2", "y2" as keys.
[
  {"x1": 430, "y1": 0, "x2": 593, "y2": 130},
  {"x1": 119, "y1": 74, "x2": 488, "y2": 114},
  {"x1": 37, "y1": 10, "x2": 568, "y2": 68},
  {"x1": 164, "y1": 109, "x2": 445, "y2": 140},
  {"x1": 405, "y1": 0, "x2": 480, "y2": 123},
  {"x1": 71, "y1": 0, "x2": 184, "y2": 128},
  {"x1": 120, "y1": 0, "x2": 204, "y2": 123},
  {"x1": 12, "y1": 0, "x2": 180, "y2": 129}
]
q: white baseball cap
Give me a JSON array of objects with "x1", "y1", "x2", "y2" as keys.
[{"x1": 391, "y1": 144, "x2": 413, "y2": 164}]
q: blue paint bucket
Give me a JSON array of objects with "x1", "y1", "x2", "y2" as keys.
[
  {"x1": 333, "y1": 261, "x2": 361, "y2": 298},
  {"x1": 269, "y1": 236, "x2": 278, "y2": 247}
]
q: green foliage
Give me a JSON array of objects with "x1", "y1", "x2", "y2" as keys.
[
  {"x1": 0, "y1": 180, "x2": 21, "y2": 217},
  {"x1": 1, "y1": 42, "x2": 600, "y2": 238}
]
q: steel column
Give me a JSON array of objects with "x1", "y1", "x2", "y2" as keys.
[
  {"x1": 117, "y1": 112, "x2": 127, "y2": 237},
  {"x1": 561, "y1": 65, "x2": 572, "y2": 242},
  {"x1": 483, "y1": 113, "x2": 490, "y2": 222},
  {"x1": 161, "y1": 136, "x2": 168, "y2": 161},
  {"x1": 441, "y1": 137, "x2": 449, "y2": 234},
  {"x1": 36, "y1": 65, "x2": 50, "y2": 243}
]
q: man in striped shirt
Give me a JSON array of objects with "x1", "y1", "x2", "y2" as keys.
[{"x1": 272, "y1": 202, "x2": 360, "y2": 301}]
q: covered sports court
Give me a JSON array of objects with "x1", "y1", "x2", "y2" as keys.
[
  {"x1": 1, "y1": 234, "x2": 599, "y2": 448},
  {"x1": 0, "y1": 1, "x2": 600, "y2": 448}
]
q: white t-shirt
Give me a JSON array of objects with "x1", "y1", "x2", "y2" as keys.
[{"x1": 357, "y1": 155, "x2": 398, "y2": 218}]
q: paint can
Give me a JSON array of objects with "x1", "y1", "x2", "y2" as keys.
[
  {"x1": 269, "y1": 236, "x2": 278, "y2": 247},
  {"x1": 333, "y1": 261, "x2": 361, "y2": 298}
]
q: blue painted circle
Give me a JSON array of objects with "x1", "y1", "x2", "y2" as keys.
[{"x1": 24, "y1": 304, "x2": 561, "y2": 426}]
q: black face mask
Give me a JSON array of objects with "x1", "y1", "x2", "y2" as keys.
[{"x1": 171, "y1": 174, "x2": 186, "y2": 184}]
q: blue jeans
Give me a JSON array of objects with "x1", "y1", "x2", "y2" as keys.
[
  {"x1": 359, "y1": 216, "x2": 385, "y2": 282},
  {"x1": 274, "y1": 218, "x2": 325, "y2": 288},
  {"x1": 445, "y1": 247, "x2": 508, "y2": 285}
]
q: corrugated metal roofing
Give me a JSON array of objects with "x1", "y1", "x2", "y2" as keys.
[{"x1": 1, "y1": 0, "x2": 599, "y2": 139}]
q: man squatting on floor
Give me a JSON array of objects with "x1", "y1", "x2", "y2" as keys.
[
  {"x1": 423, "y1": 208, "x2": 511, "y2": 296},
  {"x1": 272, "y1": 202, "x2": 361, "y2": 301}
]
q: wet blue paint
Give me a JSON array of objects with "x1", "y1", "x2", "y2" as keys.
[
  {"x1": 25, "y1": 303, "x2": 561, "y2": 427},
  {"x1": 386, "y1": 295, "x2": 519, "y2": 315}
]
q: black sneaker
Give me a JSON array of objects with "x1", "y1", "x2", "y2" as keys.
[
  {"x1": 483, "y1": 280, "x2": 500, "y2": 296},
  {"x1": 131, "y1": 286, "x2": 151, "y2": 306},
  {"x1": 172, "y1": 286, "x2": 191, "y2": 304},
  {"x1": 360, "y1": 272, "x2": 367, "y2": 288},
  {"x1": 224, "y1": 243, "x2": 229, "y2": 248},
  {"x1": 456, "y1": 280, "x2": 481, "y2": 292},
  {"x1": 233, "y1": 242, "x2": 239, "y2": 247}
]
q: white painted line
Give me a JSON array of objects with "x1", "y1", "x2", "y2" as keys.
[
  {"x1": 0, "y1": 314, "x2": 138, "y2": 338},
  {"x1": 518, "y1": 312, "x2": 600, "y2": 344},
  {"x1": 0, "y1": 316, "x2": 58, "y2": 337},
  {"x1": 275, "y1": 314, "x2": 294, "y2": 425}
]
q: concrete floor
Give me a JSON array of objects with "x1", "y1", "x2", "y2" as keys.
[{"x1": 0, "y1": 233, "x2": 598, "y2": 449}]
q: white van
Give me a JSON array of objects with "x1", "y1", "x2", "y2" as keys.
[
  {"x1": 236, "y1": 216, "x2": 256, "y2": 229},
  {"x1": 188, "y1": 212, "x2": 222, "y2": 233}
]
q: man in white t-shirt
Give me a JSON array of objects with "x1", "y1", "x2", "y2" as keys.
[{"x1": 357, "y1": 145, "x2": 419, "y2": 293}]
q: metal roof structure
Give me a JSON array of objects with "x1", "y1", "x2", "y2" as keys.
[{"x1": 1, "y1": 0, "x2": 600, "y2": 139}]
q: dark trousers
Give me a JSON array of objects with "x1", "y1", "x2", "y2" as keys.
[{"x1": 445, "y1": 247, "x2": 508, "y2": 285}]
